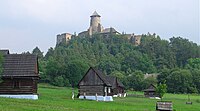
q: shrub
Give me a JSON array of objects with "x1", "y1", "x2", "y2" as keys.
[
  {"x1": 196, "y1": 99, "x2": 200, "y2": 103},
  {"x1": 53, "y1": 76, "x2": 65, "y2": 87}
]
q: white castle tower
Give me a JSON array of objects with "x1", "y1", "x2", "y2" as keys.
[{"x1": 88, "y1": 11, "x2": 103, "y2": 35}]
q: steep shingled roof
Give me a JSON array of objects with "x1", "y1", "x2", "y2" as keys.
[
  {"x1": 92, "y1": 67, "x2": 111, "y2": 86},
  {"x1": 106, "y1": 76, "x2": 116, "y2": 88},
  {"x1": 106, "y1": 76, "x2": 124, "y2": 89},
  {"x1": 116, "y1": 79, "x2": 124, "y2": 88},
  {"x1": 2, "y1": 54, "x2": 39, "y2": 77},
  {"x1": 78, "y1": 67, "x2": 124, "y2": 88},
  {"x1": 143, "y1": 84, "x2": 156, "y2": 92},
  {"x1": 92, "y1": 68, "x2": 125, "y2": 88}
]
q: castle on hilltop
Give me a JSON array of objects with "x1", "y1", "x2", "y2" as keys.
[
  {"x1": 56, "y1": 11, "x2": 141, "y2": 46},
  {"x1": 78, "y1": 11, "x2": 120, "y2": 37}
]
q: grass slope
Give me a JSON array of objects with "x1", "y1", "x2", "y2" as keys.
[{"x1": 0, "y1": 84, "x2": 200, "y2": 111}]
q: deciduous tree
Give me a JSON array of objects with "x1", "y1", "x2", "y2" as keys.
[{"x1": 156, "y1": 81, "x2": 167, "y2": 101}]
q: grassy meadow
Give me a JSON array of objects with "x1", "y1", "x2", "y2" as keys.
[{"x1": 0, "y1": 84, "x2": 200, "y2": 111}]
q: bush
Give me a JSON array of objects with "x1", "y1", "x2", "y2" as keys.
[
  {"x1": 66, "y1": 79, "x2": 70, "y2": 87},
  {"x1": 196, "y1": 99, "x2": 200, "y2": 103},
  {"x1": 53, "y1": 76, "x2": 65, "y2": 87}
]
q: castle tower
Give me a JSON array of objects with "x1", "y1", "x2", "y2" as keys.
[
  {"x1": 56, "y1": 33, "x2": 72, "y2": 45},
  {"x1": 88, "y1": 11, "x2": 103, "y2": 35}
]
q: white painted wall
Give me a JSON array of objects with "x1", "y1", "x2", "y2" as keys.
[{"x1": 0, "y1": 95, "x2": 38, "y2": 100}]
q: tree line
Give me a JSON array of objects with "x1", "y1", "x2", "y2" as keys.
[{"x1": 31, "y1": 33, "x2": 200, "y2": 94}]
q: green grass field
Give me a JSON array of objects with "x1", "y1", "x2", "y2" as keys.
[{"x1": 0, "y1": 84, "x2": 200, "y2": 111}]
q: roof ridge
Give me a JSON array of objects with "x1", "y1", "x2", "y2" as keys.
[{"x1": 90, "y1": 11, "x2": 101, "y2": 17}]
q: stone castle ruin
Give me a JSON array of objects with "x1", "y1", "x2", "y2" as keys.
[
  {"x1": 56, "y1": 33, "x2": 72, "y2": 45},
  {"x1": 56, "y1": 11, "x2": 142, "y2": 46}
]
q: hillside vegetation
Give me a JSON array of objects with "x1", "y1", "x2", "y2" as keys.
[
  {"x1": 0, "y1": 84, "x2": 200, "y2": 111},
  {"x1": 32, "y1": 34, "x2": 200, "y2": 93}
]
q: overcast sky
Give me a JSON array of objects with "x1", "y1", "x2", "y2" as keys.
[{"x1": 0, "y1": 0, "x2": 199, "y2": 53}]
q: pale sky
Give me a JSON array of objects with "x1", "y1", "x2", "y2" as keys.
[{"x1": 0, "y1": 0, "x2": 199, "y2": 53}]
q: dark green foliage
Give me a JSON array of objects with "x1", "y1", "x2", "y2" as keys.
[
  {"x1": 125, "y1": 70, "x2": 144, "y2": 90},
  {"x1": 170, "y1": 37, "x2": 200, "y2": 67},
  {"x1": 140, "y1": 35, "x2": 177, "y2": 71},
  {"x1": 156, "y1": 81, "x2": 167, "y2": 100},
  {"x1": 32, "y1": 46, "x2": 43, "y2": 59},
  {"x1": 191, "y1": 69, "x2": 200, "y2": 93},
  {"x1": 186, "y1": 58, "x2": 200, "y2": 70},
  {"x1": 110, "y1": 71, "x2": 126, "y2": 82},
  {"x1": 160, "y1": 69, "x2": 196, "y2": 93},
  {"x1": 44, "y1": 47, "x2": 54, "y2": 60},
  {"x1": 158, "y1": 68, "x2": 200, "y2": 93},
  {"x1": 121, "y1": 51, "x2": 156, "y2": 73},
  {"x1": 33, "y1": 34, "x2": 200, "y2": 93},
  {"x1": 38, "y1": 60, "x2": 47, "y2": 82},
  {"x1": 142, "y1": 76, "x2": 157, "y2": 89},
  {"x1": 53, "y1": 76, "x2": 65, "y2": 87},
  {"x1": 67, "y1": 60, "x2": 89, "y2": 86},
  {"x1": 157, "y1": 68, "x2": 170, "y2": 83}
]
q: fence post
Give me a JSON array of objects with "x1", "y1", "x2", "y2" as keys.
[
  {"x1": 96, "y1": 93, "x2": 98, "y2": 101},
  {"x1": 84, "y1": 92, "x2": 86, "y2": 99}
]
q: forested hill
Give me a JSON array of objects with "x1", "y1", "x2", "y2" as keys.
[{"x1": 34, "y1": 34, "x2": 200, "y2": 93}]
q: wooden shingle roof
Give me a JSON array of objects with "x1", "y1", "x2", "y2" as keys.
[
  {"x1": 92, "y1": 68, "x2": 111, "y2": 86},
  {"x1": 78, "y1": 67, "x2": 124, "y2": 88},
  {"x1": 106, "y1": 76, "x2": 124, "y2": 89},
  {"x1": 106, "y1": 76, "x2": 117, "y2": 88},
  {"x1": 143, "y1": 84, "x2": 156, "y2": 92},
  {"x1": 116, "y1": 79, "x2": 124, "y2": 88},
  {"x1": 2, "y1": 54, "x2": 39, "y2": 77}
]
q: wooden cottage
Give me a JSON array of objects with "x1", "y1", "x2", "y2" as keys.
[
  {"x1": 106, "y1": 76, "x2": 125, "y2": 97},
  {"x1": 77, "y1": 67, "x2": 125, "y2": 101},
  {"x1": 144, "y1": 84, "x2": 159, "y2": 98},
  {"x1": 78, "y1": 67, "x2": 112, "y2": 97},
  {"x1": 0, "y1": 50, "x2": 39, "y2": 99}
]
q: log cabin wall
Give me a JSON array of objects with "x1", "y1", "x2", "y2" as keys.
[
  {"x1": 78, "y1": 67, "x2": 125, "y2": 97},
  {"x1": 79, "y1": 85, "x2": 104, "y2": 96},
  {"x1": 0, "y1": 78, "x2": 37, "y2": 94}
]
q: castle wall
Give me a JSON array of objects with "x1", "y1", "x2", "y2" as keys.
[
  {"x1": 57, "y1": 33, "x2": 72, "y2": 45},
  {"x1": 125, "y1": 34, "x2": 142, "y2": 46},
  {"x1": 134, "y1": 35, "x2": 141, "y2": 46}
]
